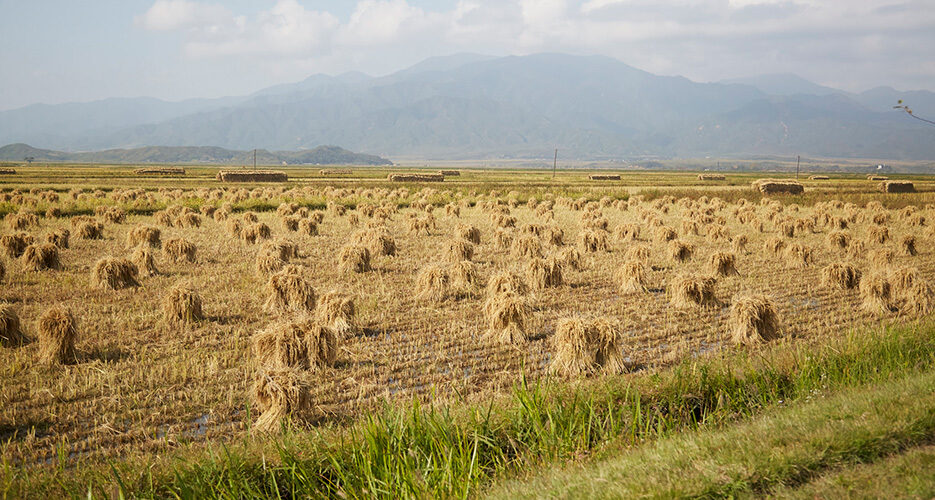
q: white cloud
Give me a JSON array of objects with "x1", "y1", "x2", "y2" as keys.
[
  {"x1": 137, "y1": 0, "x2": 236, "y2": 31},
  {"x1": 137, "y1": 0, "x2": 935, "y2": 91}
]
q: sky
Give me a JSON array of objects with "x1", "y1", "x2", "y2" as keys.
[{"x1": 0, "y1": 0, "x2": 933, "y2": 110}]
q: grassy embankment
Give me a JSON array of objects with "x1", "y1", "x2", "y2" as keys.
[{"x1": 6, "y1": 318, "x2": 935, "y2": 498}]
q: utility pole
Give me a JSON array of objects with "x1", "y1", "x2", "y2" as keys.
[
  {"x1": 796, "y1": 155, "x2": 800, "y2": 180},
  {"x1": 254, "y1": 149, "x2": 257, "y2": 170},
  {"x1": 552, "y1": 148, "x2": 558, "y2": 179}
]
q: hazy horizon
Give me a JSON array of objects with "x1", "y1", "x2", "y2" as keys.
[{"x1": 1, "y1": 0, "x2": 934, "y2": 111}]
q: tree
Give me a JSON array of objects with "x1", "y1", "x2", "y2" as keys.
[{"x1": 893, "y1": 100, "x2": 935, "y2": 127}]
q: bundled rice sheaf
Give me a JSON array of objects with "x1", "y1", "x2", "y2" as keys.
[
  {"x1": 126, "y1": 225, "x2": 161, "y2": 249},
  {"x1": 625, "y1": 244, "x2": 651, "y2": 263},
  {"x1": 860, "y1": 272, "x2": 894, "y2": 315},
  {"x1": 0, "y1": 258, "x2": 4, "y2": 283},
  {"x1": 578, "y1": 229, "x2": 609, "y2": 253},
  {"x1": 667, "y1": 240, "x2": 693, "y2": 263},
  {"x1": 731, "y1": 234, "x2": 748, "y2": 254},
  {"x1": 298, "y1": 219, "x2": 319, "y2": 237},
  {"x1": 339, "y1": 244, "x2": 372, "y2": 273},
  {"x1": 216, "y1": 170, "x2": 288, "y2": 182},
  {"x1": 242, "y1": 222, "x2": 273, "y2": 244},
  {"x1": 101, "y1": 208, "x2": 127, "y2": 224},
  {"x1": 458, "y1": 224, "x2": 481, "y2": 244},
  {"x1": 6, "y1": 213, "x2": 39, "y2": 231},
  {"x1": 868, "y1": 226, "x2": 889, "y2": 244},
  {"x1": 45, "y1": 207, "x2": 62, "y2": 219},
  {"x1": 889, "y1": 268, "x2": 933, "y2": 315},
  {"x1": 880, "y1": 181, "x2": 914, "y2": 193},
  {"x1": 163, "y1": 285, "x2": 204, "y2": 323},
  {"x1": 483, "y1": 292, "x2": 531, "y2": 344},
  {"x1": 494, "y1": 228, "x2": 512, "y2": 249},
  {"x1": 316, "y1": 291, "x2": 357, "y2": 337},
  {"x1": 588, "y1": 174, "x2": 620, "y2": 181},
  {"x1": 827, "y1": 231, "x2": 850, "y2": 251},
  {"x1": 708, "y1": 252, "x2": 739, "y2": 276},
  {"x1": 545, "y1": 226, "x2": 564, "y2": 246},
  {"x1": 888, "y1": 267, "x2": 918, "y2": 296},
  {"x1": 173, "y1": 213, "x2": 202, "y2": 228},
  {"x1": 670, "y1": 273, "x2": 719, "y2": 308},
  {"x1": 821, "y1": 262, "x2": 861, "y2": 289},
  {"x1": 778, "y1": 221, "x2": 795, "y2": 238},
  {"x1": 415, "y1": 264, "x2": 451, "y2": 302},
  {"x1": 163, "y1": 237, "x2": 197, "y2": 263},
  {"x1": 616, "y1": 259, "x2": 647, "y2": 294},
  {"x1": 783, "y1": 242, "x2": 814, "y2": 268},
  {"x1": 486, "y1": 270, "x2": 529, "y2": 297},
  {"x1": 0, "y1": 303, "x2": 26, "y2": 347},
  {"x1": 558, "y1": 246, "x2": 582, "y2": 271},
  {"x1": 848, "y1": 240, "x2": 867, "y2": 261},
  {"x1": 698, "y1": 173, "x2": 726, "y2": 181},
  {"x1": 20, "y1": 243, "x2": 61, "y2": 271},
  {"x1": 511, "y1": 234, "x2": 543, "y2": 259},
  {"x1": 253, "y1": 316, "x2": 338, "y2": 370},
  {"x1": 446, "y1": 239, "x2": 474, "y2": 262},
  {"x1": 448, "y1": 261, "x2": 479, "y2": 297},
  {"x1": 76, "y1": 221, "x2": 104, "y2": 240},
  {"x1": 809, "y1": 175, "x2": 830, "y2": 180},
  {"x1": 45, "y1": 229, "x2": 69, "y2": 249},
  {"x1": 37, "y1": 306, "x2": 78, "y2": 365},
  {"x1": 551, "y1": 316, "x2": 626, "y2": 376},
  {"x1": 614, "y1": 224, "x2": 640, "y2": 242},
  {"x1": 526, "y1": 257, "x2": 563, "y2": 289},
  {"x1": 1, "y1": 232, "x2": 34, "y2": 258},
  {"x1": 131, "y1": 246, "x2": 159, "y2": 277},
  {"x1": 281, "y1": 216, "x2": 300, "y2": 232},
  {"x1": 654, "y1": 226, "x2": 677, "y2": 242},
  {"x1": 366, "y1": 230, "x2": 397, "y2": 257},
  {"x1": 900, "y1": 235, "x2": 917, "y2": 256},
  {"x1": 93, "y1": 257, "x2": 140, "y2": 289},
  {"x1": 154, "y1": 211, "x2": 174, "y2": 227},
  {"x1": 729, "y1": 295, "x2": 781, "y2": 345},
  {"x1": 226, "y1": 218, "x2": 243, "y2": 237},
  {"x1": 252, "y1": 368, "x2": 311, "y2": 433},
  {"x1": 495, "y1": 214, "x2": 517, "y2": 229},
  {"x1": 255, "y1": 251, "x2": 284, "y2": 276},
  {"x1": 262, "y1": 239, "x2": 299, "y2": 261},
  {"x1": 764, "y1": 236, "x2": 786, "y2": 254},
  {"x1": 265, "y1": 266, "x2": 317, "y2": 313}
]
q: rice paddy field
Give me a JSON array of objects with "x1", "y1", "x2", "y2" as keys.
[{"x1": 2, "y1": 163, "x2": 935, "y2": 496}]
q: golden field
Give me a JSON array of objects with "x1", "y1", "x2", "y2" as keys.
[{"x1": 1, "y1": 164, "x2": 934, "y2": 471}]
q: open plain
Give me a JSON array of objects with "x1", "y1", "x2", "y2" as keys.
[{"x1": 2, "y1": 164, "x2": 935, "y2": 496}]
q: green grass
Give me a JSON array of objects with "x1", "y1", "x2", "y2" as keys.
[
  {"x1": 772, "y1": 444, "x2": 935, "y2": 499},
  {"x1": 490, "y1": 364, "x2": 935, "y2": 498},
  {"x1": 7, "y1": 319, "x2": 933, "y2": 499}
]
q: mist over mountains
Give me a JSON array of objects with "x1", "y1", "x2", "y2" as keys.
[{"x1": 1, "y1": 53, "x2": 933, "y2": 161}]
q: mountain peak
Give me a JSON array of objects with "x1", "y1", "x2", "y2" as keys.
[{"x1": 720, "y1": 73, "x2": 838, "y2": 96}]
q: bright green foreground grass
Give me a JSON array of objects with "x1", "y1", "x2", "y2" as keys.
[
  {"x1": 490, "y1": 364, "x2": 935, "y2": 498},
  {"x1": 4, "y1": 320, "x2": 935, "y2": 498},
  {"x1": 774, "y1": 444, "x2": 935, "y2": 499}
]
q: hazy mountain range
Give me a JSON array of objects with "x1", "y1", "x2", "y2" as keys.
[
  {"x1": 1, "y1": 53, "x2": 933, "y2": 161},
  {"x1": 0, "y1": 143, "x2": 392, "y2": 166}
]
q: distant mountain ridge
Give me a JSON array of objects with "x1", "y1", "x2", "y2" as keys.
[
  {"x1": 1, "y1": 53, "x2": 933, "y2": 161},
  {"x1": 0, "y1": 143, "x2": 393, "y2": 165}
]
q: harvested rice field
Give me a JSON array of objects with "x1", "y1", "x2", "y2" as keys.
[{"x1": 2, "y1": 165, "x2": 935, "y2": 473}]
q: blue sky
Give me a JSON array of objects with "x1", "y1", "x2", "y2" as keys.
[{"x1": 1, "y1": 0, "x2": 933, "y2": 110}]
